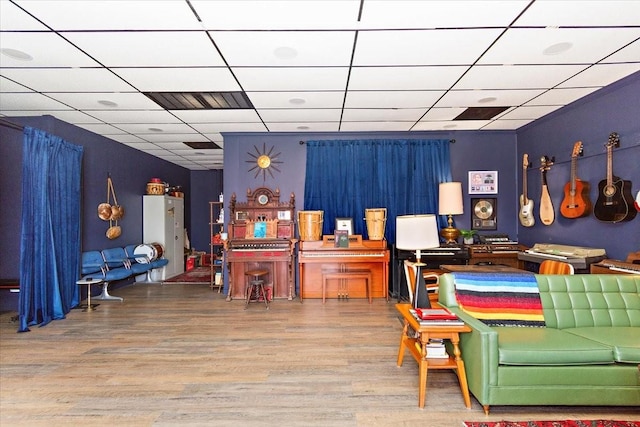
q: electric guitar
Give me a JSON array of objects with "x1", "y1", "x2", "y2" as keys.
[
  {"x1": 539, "y1": 155, "x2": 555, "y2": 225},
  {"x1": 518, "y1": 154, "x2": 535, "y2": 227},
  {"x1": 594, "y1": 132, "x2": 637, "y2": 223},
  {"x1": 560, "y1": 141, "x2": 591, "y2": 219}
]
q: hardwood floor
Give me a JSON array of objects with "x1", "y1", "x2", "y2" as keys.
[{"x1": 1, "y1": 283, "x2": 637, "y2": 426}]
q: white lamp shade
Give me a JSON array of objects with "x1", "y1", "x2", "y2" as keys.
[
  {"x1": 396, "y1": 214, "x2": 440, "y2": 250},
  {"x1": 438, "y1": 182, "x2": 464, "y2": 215}
]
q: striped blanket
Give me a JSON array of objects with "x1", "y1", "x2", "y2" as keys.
[{"x1": 453, "y1": 272, "x2": 545, "y2": 327}]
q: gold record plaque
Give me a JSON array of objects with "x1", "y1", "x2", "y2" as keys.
[{"x1": 471, "y1": 198, "x2": 497, "y2": 230}]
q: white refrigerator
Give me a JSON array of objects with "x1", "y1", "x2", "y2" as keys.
[{"x1": 142, "y1": 195, "x2": 185, "y2": 280}]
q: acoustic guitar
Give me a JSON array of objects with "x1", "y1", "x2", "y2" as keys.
[
  {"x1": 539, "y1": 155, "x2": 555, "y2": 226},
  {"x1": 518, "y1": 154, "x2": 535, "y2": 227},
  {"x1": 635, "y1": 190, "x2": 640, "y2": 213},
  {"x1": 560, "y1": 141, "x2": 591, "y2": 219},
  {"x1": 594, "y1": 132, "x2": 637, "y2": 223}
]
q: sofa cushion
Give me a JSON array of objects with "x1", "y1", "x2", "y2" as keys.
[
  {"x1": 496, "y1": 327, "x2": 614, "y2": 365},
  {"x1": 563, "y1": 327, "x2": 640, "y2": 363},
  {"x1": 453, "y1": 272, "x2": 545, "y2": 327}
]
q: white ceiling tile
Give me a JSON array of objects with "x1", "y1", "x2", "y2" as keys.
[
  {"x1": 339, "y1": 122, "x2": 414, "y2": 132},
  {"x1": 342, "y1": 108, "x2": 426, "y2": 122},
  {"x1": 151, "y1": 142, "x2": 201, "y2": 149},
  {"x1": 515, "y1": 1, "x2": 640, "y2": 26},
  {"x1": 499, "y1": 105, "x2": 563, "y2": 120},
  {"x1": 419, "y1": 108, "x2": 467, "y2": 122},
  {"x1": 0, "y1": 33, "x2": 101, "y2": 67},
  {"x1": 454, "y1": 65, "x2": 588, "y2": 90},
  {"x1": 14, "y1": 0, "x2": 201, "y2": 30},
  {"x1": 112, "y1": 68, "x2": 240, "y2": 92},
  {"x1": 64, "y1": 32, "x2": 225, "y2": 67},
  {"x1": 86, "y1": 110, "x2": 181, "y2": 124},
  {"x1": 412, "y1": 120, "x2": 488, "y2": 131},
  {"x1": 170, "y1": 109, "x2": 261, "y2": 123},
  {"x1": 211, "y1": 31, "x2": 355, "y2": 66},
  {"x1": 344, "y1": 91, "x2": 443, "y2": 109},
  {"x1": 0, "y1": 77, "x2": 33, "y2": 92},
  {"x1": 348, "y1": 66, "x2": 468, "y2": 90},
  {"x1": 115, "y1": 123, "x2": 193, "y2": 134},
  {"x1": 190, "y1": 122, "x2": 268, "y2": 133},
  {"x1": 353, "y1": 29, "x2": 503, "y2": 66},
  {"x1": 259, "y1": 109, "x2": 342, "y2": 122},
  {"x1": 0, "y1": 0, "x2": 49, "y2": 30},
  {"x1": 233, "y1": 68, "x2": 349, "y2": 91},
  {"x1": 0, "y1": 68, "x2": 135, "y2": 92},
  {"x1": 603, "y1": 40, "x2": 640, "y2": 63},
  {"x1": 0, "y1": 92, "x2": 72, "y2": 110},
  {"x1": 360, "y1": 1, "x2": 530, "y2": 29},
  {"x1": 192, "y1": 0, "x2": 362, "y2": 30},
  {"x1": 483, "y1": 119, "x2": 533, "y2": 130},
  {"x1": 558, "y1": 64, "x2": 640, "y2": 88},
  {"x1": 479, "y1": 28, "x2": 640, "y2": 65},
  {"x1": 266, "y1": 122, "x2": 339, "y2": 132},
  {"x1": 246, "y1": 91, "x2": 344, "y2": 109},
  {"x1": 435, "y1": 89, "x2": 546, "y2": 108},
  {"x1": 109, "y1": 135, "x2": 148, "y2": 144},
  {"x1": 74, "y1": 123, "x2": 128, "y2": 135},
  {"x1": 525, "y1": 87, "x2": 601, "y2": 106},
  {"x1": 46, "y1": 92, "x2": 161, "y2": 110}
]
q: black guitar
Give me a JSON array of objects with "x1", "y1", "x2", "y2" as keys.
[{"x1": 594, "y1": 132, "x2": 637, "y2": 223}]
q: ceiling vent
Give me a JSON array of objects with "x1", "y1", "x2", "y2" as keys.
[
  {"x1": 454, "y1": 106, "x2": 509, "y2": 121},
  {"x1": 183, "y1": 141, "x2": 222, "y2": 150},
  {"x1": 145, "y1": 91, "x2": 254, "y2": 110}
]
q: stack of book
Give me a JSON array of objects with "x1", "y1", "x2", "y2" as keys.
[
  {"x1": 409, "y1": 307, "x2": 465, "y2": 326},
  {"x1": 425, "y1": 338, "x2": 448, "y2": 359}
]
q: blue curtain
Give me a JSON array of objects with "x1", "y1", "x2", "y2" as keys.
[
  {"x1": 303, "y1": 139, "x2": 452, "y2": 244},
  {"x1": 18, "y1": 127, "x2": 84, "y2": 332}
]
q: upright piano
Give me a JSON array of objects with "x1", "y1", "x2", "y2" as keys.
[
  {"x1": 517, "y1": 243, "x2": 607, "y2": 273},
  {"x1": 298, "y1": 235, "x2": 390, "y2": 301},
  {"x1": 226, "y1": 187, "x2": 297, "y2": 300}
]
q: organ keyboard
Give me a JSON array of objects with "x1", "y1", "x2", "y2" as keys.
[
  {"x1": 590, "y1": 251, "x2": 640, "y2": 275},
  {"x1": 298, "y1": 235, "x2": 390, "y2": 301},
  {"x1": 518, "y1": 243, "x2": 607, "y2": 272}
]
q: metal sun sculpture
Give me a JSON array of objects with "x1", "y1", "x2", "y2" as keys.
[{"x1": 246, "y1": 143, "x2": 283, "y2": 181}]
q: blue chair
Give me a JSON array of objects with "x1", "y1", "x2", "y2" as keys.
[
  {"x1": 124, "y1": 244, "x2": 169, "y2": 283},
  {"x1": 103, "y1": 246, "x2": 153, "y2": 281},
  {"x1": 81, "y1": 250, "x2": 131, "y2": 302}
]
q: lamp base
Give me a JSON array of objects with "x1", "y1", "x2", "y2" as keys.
[{"x1": 440, "y1": 226, "x2": 460, "y2": 245}]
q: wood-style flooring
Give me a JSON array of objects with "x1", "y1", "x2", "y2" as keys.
[{"x1": 1, "y1": 283, "x2": 638, "y2": 426}]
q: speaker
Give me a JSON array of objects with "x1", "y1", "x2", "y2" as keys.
[{"x1": 471, "y1": 198, "x2": 497, "y2": 230}]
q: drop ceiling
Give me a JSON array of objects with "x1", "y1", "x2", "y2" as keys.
[{"x1": 1, "y1": 0, "x2": 639, "y2": 170}]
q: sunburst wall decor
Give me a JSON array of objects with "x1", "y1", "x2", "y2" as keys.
[{"x1": 246, "y1": 143, "x2": 283, "y2": 181}]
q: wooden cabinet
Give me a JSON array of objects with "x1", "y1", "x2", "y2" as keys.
[{"x1": 467, "y1": 244, "x2": 528, "y2": 269}]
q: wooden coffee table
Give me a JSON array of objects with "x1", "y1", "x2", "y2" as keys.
[{"x1": 395, "y1": 303, "x2": 471, "y2": 409}]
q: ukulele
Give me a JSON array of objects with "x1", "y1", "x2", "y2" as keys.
[
  {"x1": 518, "y1": 154, "x2": 535, "y2": 227},
  {"x1": 539, "y1": 155, "x2": 555, "y2": 226},
  {"x1": 594, "y1": 132, "x2": 637, "y2": 223},
  {"x1": 560, "y1": 141, "x2": 591, "y2": 219}
]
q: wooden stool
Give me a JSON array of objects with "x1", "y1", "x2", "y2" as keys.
[{"x1": 244, "y1": 269, "x2": 270, "y2": 309}]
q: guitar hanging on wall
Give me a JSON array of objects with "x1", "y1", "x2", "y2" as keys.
[
  {"x1": 594, "y1": 132, "x2": 637, "y2": 223},
  {"x1": 560, "y1": 141, "x2": 591, "y2": 219},
  {"x1": 539, "y1": 155, "x2": 555, "y2": 226},
  {"x1": 518, "y1": 153, "x2": 535, "y2": 227}
]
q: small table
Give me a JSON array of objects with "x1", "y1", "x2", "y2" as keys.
[
  {"x1": 395, "y1": 303, "x2": 471, "y2": 409},
  {"x1": 440, "y1": 264, "x2": 524, "y2": 273},
  {"x1": 76, "y1": 278, "x2": 103, "y2": 312}
]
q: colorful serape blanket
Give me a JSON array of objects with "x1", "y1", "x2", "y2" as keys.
[{"x1": 453, "y1": 272, "x2": 546, "y2": 327}]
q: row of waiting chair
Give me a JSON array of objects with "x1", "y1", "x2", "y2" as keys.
[{"x1": 80, "y1": 245, "x2": 169, "y2": 302}]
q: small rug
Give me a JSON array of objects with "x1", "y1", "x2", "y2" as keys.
[
  {"x1": 163, "y1": 267, "x2": 210, "y2": 284},
  {"x1": 464, "y1": 421, "x2": 640, "y2": 427}
]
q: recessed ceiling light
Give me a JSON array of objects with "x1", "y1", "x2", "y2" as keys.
[
  {"x1": 289, "y1": 98, "x2": 306, "y2": 105},
  {"x1": 98, "y1": 100, "x2": 118, "y2": 107},
  {"x1": 274, "y1": 46, "x2": 298, "y2": 60},
  {"x1": 1, "y1": 48, "x2": 33, "y2": 61},
  {"x1": 478, "y1": 97, "x2": 497, "y2": 104},
  {"x1": 148, "y1": 127, "x2": 163, "y2": 132},
  {"x1": 297, "y1": 125, "x2": 310, "y2": 130},
  {"x1": 543, "y1": 42, "x2": 573, "y2": 56}
]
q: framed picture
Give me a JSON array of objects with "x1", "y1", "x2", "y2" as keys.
[
  {"x1": 235, "y1": 211, "x2": 248, "y2": 221},
  {"x1": 471, "y1": 198, "x2": 498, "y2": 230},
  {"x1": 335, "y1": 218, "x2": 354, "y2": 235},
  {"x1": 277, "y1": 210, "x2": 291, "y2": 220},
  {"x1": 468, "y1": 171, "x2": 498, "y2": 194}
]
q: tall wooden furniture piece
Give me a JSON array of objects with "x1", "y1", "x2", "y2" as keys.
[
  {"x1": 225, "y1": 187, "x2": 297, "y2": 301},
  {"x1": 209, "y1": 201, "x2": 224, "y2": 292},
  {"x1": 142, "y1": 195, "x2": 185, "y2": 281},
  {"x1": 298, "y1": 235, "x2": 390, "y2": 301}
]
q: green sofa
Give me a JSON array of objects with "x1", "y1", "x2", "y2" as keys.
[{"x1": 438, "y1": 273, "x2": 640, "y2": 414}]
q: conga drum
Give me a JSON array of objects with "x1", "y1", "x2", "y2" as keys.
[
  {"x1": 133, "y1": 243, "x2": 164, "y2": 263},
  {"x1": 365, "y1": 208, "x2": 387, "y2": 240},
  {"x1": 297, "y1": 211, "x2": 323, "y2": 241}
]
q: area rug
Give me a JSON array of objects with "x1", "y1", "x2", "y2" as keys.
[
  {"x1": 163, "y1": 267, "x2": 211, "y2": 284},
  {"x1": 463, "y1": 421, "x2": 640, "y2": 427}
]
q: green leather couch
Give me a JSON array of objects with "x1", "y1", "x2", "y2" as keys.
[{"x1": 438, "y1": 273, "x2": 640, "y2": 414}]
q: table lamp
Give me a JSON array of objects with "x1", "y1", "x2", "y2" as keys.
[
  {"x1": 396, "y1": 214, "x2": 440, "y2": 309},
  {"x1": 438, "y1": 182, "x2": 464, "y2": 245}
]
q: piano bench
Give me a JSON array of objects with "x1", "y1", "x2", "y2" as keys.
[{"x1": 321, "y1": 270, "x2": 373, "y2": 304}]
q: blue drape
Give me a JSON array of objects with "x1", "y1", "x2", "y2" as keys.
[
  {"x1": 18, "y1": 127, "x2": 83, "y2": 332},
  {"x1": 303, "y1": 139, "x2": 452, "y2": 244}
]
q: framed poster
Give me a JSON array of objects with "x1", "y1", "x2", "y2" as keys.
[
  {"x1": 335, "y1": 218, "x2": 354, "y2": 235},
  {"x1": 468, "y1": 171, "x2": 498, "y2": 194}
]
